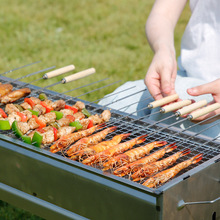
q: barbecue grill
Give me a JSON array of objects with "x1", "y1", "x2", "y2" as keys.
[{"x1": 0, "y1": 65, "x2": 219, "y2": 220}]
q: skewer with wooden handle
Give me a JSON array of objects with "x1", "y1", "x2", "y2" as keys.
[
  {"x1": 175, "y1": 100, "x2": 208, "y2": 117},
  {"x1": 187, "y1": 103, "x2": 220, "y2": 120},
  {"x1": 43, "y1": 65, "x2": 75, "y2": 79},
  {"x1": 160, "y1": 99, "x2": 192, "y2": 113},
  {"x1": 62, "y1": 67, "x2": 96, "y2": 83},
  {"x1": 147, "y1": 94, "x2": 179, "y2": 109}
]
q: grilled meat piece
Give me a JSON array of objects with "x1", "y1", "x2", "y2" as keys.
[
  {"x1": 58, "y1": 126, "x2": 75, "y2": 138},
  {"x1": 0, "y1": 84, "x2": 13, "y2": 98},
  {"x1": 74, "y1": 101, "x2": 85, "y2": 111},
  {"x1": 8, "y1": 112, "x2": 21, "y2": 125},
  {"x1": 52, "y1": 100, "x2": 66, "y2": 111},
  {"x1": 88, "y1": 110, "x2": 111, "y2": 124},
  {"x1": 18, "y1": 121, "x2": 30, "y2": 134},
  {"x1": 20, "y1": 102, "x2": 32, "y2": 110},
  {"x1": 38, "y1": 112, "x2": 56, "y2": 124},
  {"x1": 5, "y1": 104, "x2": 20, "y2": 115},
  {"x1": 29, "y1": 97, "x2": 41, "y2": 105},
  {"x1": 33, "y1": 104, "x2": 46, "y2": 115},
  {"x1": 1, "y1": 88, "x2": 31, "y2": 104},
  {"x1": 28, "y1": 118, "x2": 39, "y2": 130},
  {"x1": 57, "y1": 117, "x2": 71, "y2": 127}
]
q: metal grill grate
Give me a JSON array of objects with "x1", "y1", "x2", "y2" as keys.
[{"x1": 0, "y1": 75, "x2": 219, "y2": 191}]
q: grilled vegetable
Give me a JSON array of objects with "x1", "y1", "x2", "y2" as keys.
[
  {"x1": 82, "y1": 108, "x2": 91, "y2": 117},
  {"x1": 40, "y1": 101, "x2": 53, "y2": 113},
  {"x1": 32, "y1": 115, "x2": 46, "y2": 128},
  {"x1": 14, "y1": 104, "x2": 24, "y2": 112},
  {"x1": 16, "y1": 112, "x2": 28, "y2": 122},
  {"x1": 65, "y1": 105, "x2": 78, "y2": 113},
  {"x1": 51, "y1": 111, "x2": 63, "y2": 120},
  {"x1": 27, "y1": 109, "x2": 39, "y2": 116},
  {"x1": 0, "y1": 108, "x2": 7, "y2": 118},
  {"x1": 69, "y1": 121, "x2": 83, "y2": 131},
  {"x1": 21, "y1": 135, "x2": 32, "y2": 144},
  {"x1": 39, "y1": 93, "x2": 48, "y2": 101},
  {"x1": 0, "y1": 120, "x2": 11, "y2": 130},
  {"x1": 24, "y1": 98, "x2": 36, "y2": 108},
  {"x1": 12, "y1": 121, "x2": 23, "y2": 137},
  {"x1": 32, "y1": 131, "x2": 43, "y2": 148}
]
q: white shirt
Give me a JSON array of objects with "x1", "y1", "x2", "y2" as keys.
[{"x1": 178, "y1": 0, "x2": 220, "y2": 82}]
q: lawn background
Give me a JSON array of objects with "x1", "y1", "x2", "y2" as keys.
[{"x1": 0, "y1": 0, "x2": 190, "y2": 219}]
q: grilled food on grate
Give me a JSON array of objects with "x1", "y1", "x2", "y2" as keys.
[{"x1": 142, "y1": 154, "x2": 203, "y2": 188}]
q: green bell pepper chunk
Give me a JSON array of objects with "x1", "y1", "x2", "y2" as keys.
[
  {"x1": 22, "y1": 135, "x2": 32, "y2": 144},
  {"x1": 69, "y1": 121, "x2": 83, "y2": 131},
  {"x1": 82, "y1": 108, "x2": 91, "y2": 117},
  {"x1": 51, "y1": 111, "x2": 63, "y2": 120},
  {"x1": 39, "y1": 93, "x2": 48, "y2": 101},
  {"x1": 28, "y1": 109, "x2": 39, "y2": 116},
  {"x1": 32, "y1": 131, "x2": 43, "y2": 148},
  {"x1": 0, "y1": 120, "x2": 11, "y2": 130},
  {"x1": 12, "y1": 121, "x2": 23, "y2": 137}
]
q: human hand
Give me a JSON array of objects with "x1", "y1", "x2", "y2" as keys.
[
  {"x1": 187, "y1": 79, "x2": 220, "y2": 123},
  {"x1": 144, "y1": 47, "x2": 177, "y2": 100}
]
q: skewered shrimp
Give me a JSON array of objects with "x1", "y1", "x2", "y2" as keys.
[
  {"x1": 102, "y1": 141, "x2": 167, "y2": 171},
  {"x1": 70, "y1": 133, "x2": 131, "y2": 161},
  {"x1": 50, "y1": 123, "x2": 105, "y2": 153},
  {"x1": 113, "y1": 143, "x2": 177, "y2": 177},
  {"x1": 82, "y1": 135, "x2": 147, "y2": 165},
  {"x1": 143, "y1": 154, "x2": 202, "y2": 188},
  {"x1": 132, "y1": 148, "x2": 190, "y2": 181},
  {"x1": 66, "y1": 126, "x2": 117, "y2": 156}
]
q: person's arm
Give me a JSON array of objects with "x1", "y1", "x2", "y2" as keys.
[
  {"x1": 145, "y1": 0, "x2": 188, "y2": 100},
  {"x1": 187, "y1": 79, "x2": 220, "y2": 123}
]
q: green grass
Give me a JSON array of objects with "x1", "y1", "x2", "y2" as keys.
[{"x1": 0, "y1": 0, "x2": 190, "y2": 219}]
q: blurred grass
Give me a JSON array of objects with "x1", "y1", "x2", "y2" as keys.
[{"x1": 0, "y1": 0, "x2": 190, "y2": 219}]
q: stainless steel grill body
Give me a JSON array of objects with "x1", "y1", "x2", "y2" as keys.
[{"x1": 0, "y1": 76, "x2": 219, "y2": 220}]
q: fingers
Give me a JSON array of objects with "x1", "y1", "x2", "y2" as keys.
[{"x1": 187, "y1": 79, "x2": 220, "y2": 96}]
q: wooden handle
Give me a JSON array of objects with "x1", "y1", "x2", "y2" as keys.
[
  {"x1": 62, "y1": 68, "x2": 96, "y2": 83},
  {"x1": 43, "y1": 65, "x2": 75, "y2": 79},
  {"x1": 175, "y1": 100, "x2": 207, "y2": 116},
  {"x1": 160, "y1": 100, "x2": 192, "y2": 113},
  {"x1": 148, "y1": 94, "x2": 179, "y2": 109},
  {"x1": 187, "y1": 103, "x2": 220, "y2": 120}
]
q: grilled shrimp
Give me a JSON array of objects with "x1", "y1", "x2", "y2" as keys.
[
  {"x1": 113, "y1": 143, "x2": 177, "y2": 177},
  {"x1": 143, "y1": 154, "x2": 202, "y2": 188},
  {"x1": 50, "y1": 123, "x2": 105, "y2": 153},
  {"x1": 102, "y1": 141, "x2": 167, "y2": 171},
  {"x1": 132, "y1": 149, "x2": 190, "y2": 181},
  {"x1": 70, "y1": 133, "x2": 130, "y2": 161},
  {"x1": 82, "y1": 135, "x2": 147, "y2": 165},
  {"x1": 66, "y1": 126, "x2": 117, "y2": 156}
]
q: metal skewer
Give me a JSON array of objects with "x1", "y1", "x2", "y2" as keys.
[{"x1": 0, "y1": 61, "x2": 41, "y2": 77}]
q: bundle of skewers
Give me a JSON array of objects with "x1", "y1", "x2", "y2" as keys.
[{"x1": 0, "y1": 93, "x2": 111, "y2": 148}]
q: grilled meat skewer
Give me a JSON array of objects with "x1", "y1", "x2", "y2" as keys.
[{"x1": 1, "y1": 88, "x2": 31, "y2": 104}]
